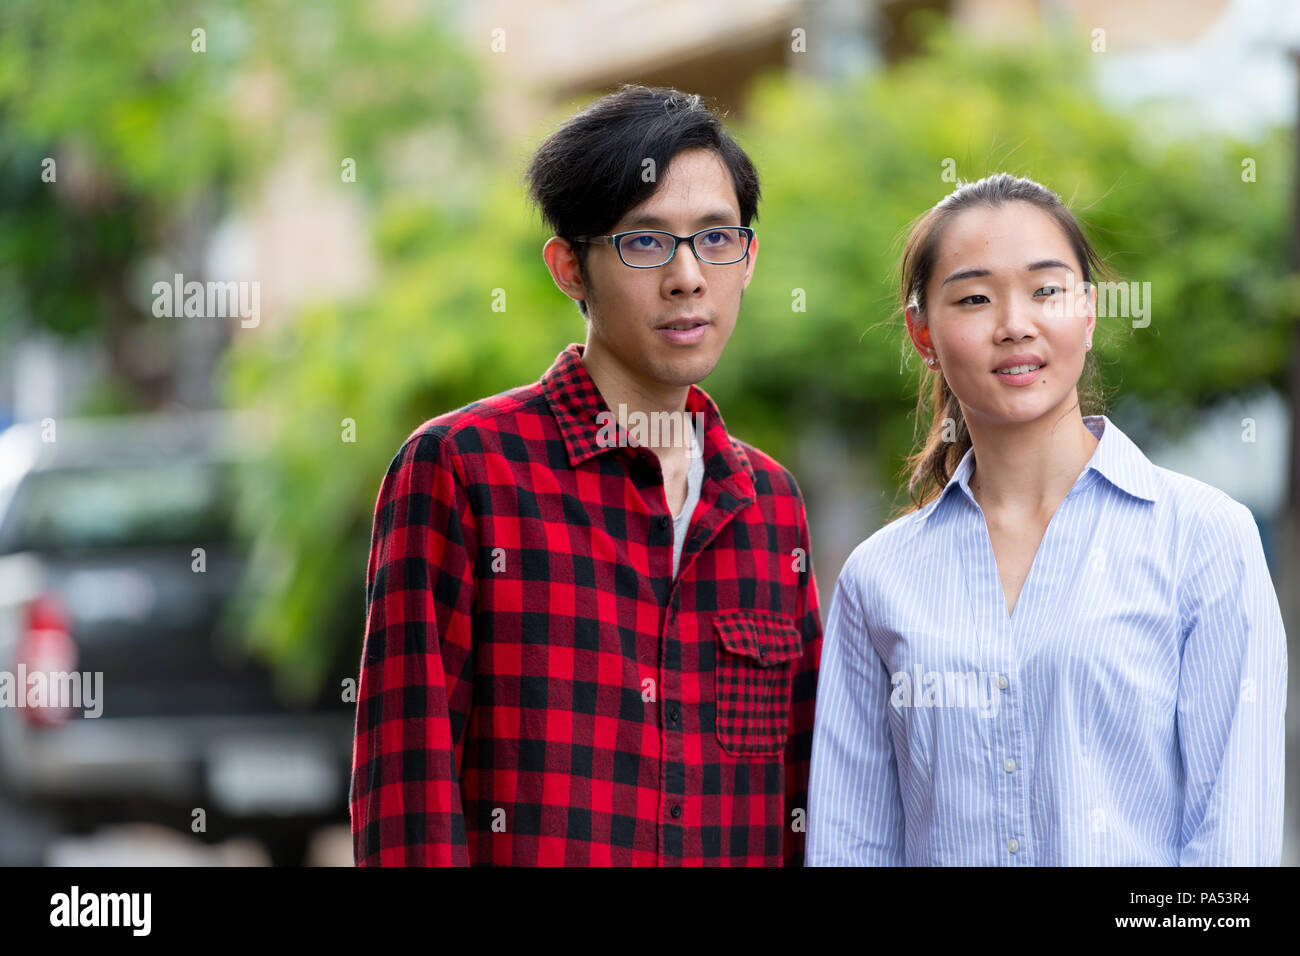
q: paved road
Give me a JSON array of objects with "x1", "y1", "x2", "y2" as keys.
[{"x1": 42, "y1": 823, "x2": 351, "y2": 866}]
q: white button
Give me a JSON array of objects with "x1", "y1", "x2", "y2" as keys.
[
  {"x1": 1003, "y1": 758, "x2": 1016, "y2": 772},
  {"x1": 1007, "y1": 838, "x2": 1020, "y2": 853},
  {"x1": 997, "y1": 675, "x2": 1009, "y2": 689}
]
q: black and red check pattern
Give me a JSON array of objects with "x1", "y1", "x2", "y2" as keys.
[
  {"x1": 712, "y1": 609, "x2": 807, "y2": 756},
  {"x1": 350, "y1": 343, "x2": 822, "y2": 865}
]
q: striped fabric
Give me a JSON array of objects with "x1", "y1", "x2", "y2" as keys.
[{"x1": 807, "y1": 414, "x2": 1287, "y2": 865}]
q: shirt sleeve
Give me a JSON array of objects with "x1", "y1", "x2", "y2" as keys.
[
  {"x1": 1176, "y1": 499, "x2": 1287, "y2": 866},
  {"x1": 351, "y1": 427, "x2": 478, "y2": 866},
  {"x1": 783, "y1": 488, "x2": 823, "y2": 867},
  {"x1": 806, "y1": 547, "x2": 907, "y2": 865}
]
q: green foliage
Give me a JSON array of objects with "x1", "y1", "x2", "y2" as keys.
[
  {"x1": 225, "y1": 27, "x2": 1294, "y2": 693},
  {"x1": 3, "y1": 5, "x2": 1290, "y2": 694},
  {"x1": 713, "y1": 30, "x2": 1291, "y2": 492},
  {"x1": 0, "y1": 0, "x2": 489, "y2": 698}
]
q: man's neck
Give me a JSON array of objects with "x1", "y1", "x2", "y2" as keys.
[{"x1": 581, "y1": 342, "x2": 692, "y2": 449}]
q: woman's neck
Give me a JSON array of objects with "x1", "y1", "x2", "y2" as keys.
[{"x1": 966, "y1": 409, "x2": 1100, "y2": 518}]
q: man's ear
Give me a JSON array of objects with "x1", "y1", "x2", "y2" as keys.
[
  {"x1": 740, "y1": 233, "x2": 759, "y2": 290},
  {"x1": 543, "y1": 236, "x2": 587, "y2": 307}
]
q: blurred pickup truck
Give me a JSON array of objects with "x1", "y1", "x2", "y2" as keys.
[{"x1": 0, "y1": 411, "x2": 355, "y2": 865}]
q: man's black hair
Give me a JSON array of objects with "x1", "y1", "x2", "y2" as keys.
[{"x1": 524, "y1": 84, "x2": 760, "y2": 317}]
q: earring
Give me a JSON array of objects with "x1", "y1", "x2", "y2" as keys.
[
  {"x1": 925, "y1": 356, "x2": 937, "y2": 367},
  {"x1": 1085, "y1": 340, "x2": 1092, "y2": 350}
]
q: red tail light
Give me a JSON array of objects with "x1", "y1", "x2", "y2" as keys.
[{"x1": 16, "y1": 592, "x2": 77, "y2": 728}]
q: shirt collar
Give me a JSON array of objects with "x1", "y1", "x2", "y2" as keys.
[
  {"x1": 920, "y1": 414, "x2": 1160, "y2": 524},
  {"x1": 540, "y1": 343, "x2": 756, "y2": 501}
]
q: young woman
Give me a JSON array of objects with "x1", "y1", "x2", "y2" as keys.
[{"x1": 806, "y1": 173, "x2": 1287, "y2": 866}]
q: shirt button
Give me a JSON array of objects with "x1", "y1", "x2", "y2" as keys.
[
  {"x1": 669, "y1": 706, "x2": 680, "y2": 724},
  {"x1": 1007, "y1": 838, "x2": 1020, "y2": 853},
  {"x1": 670, "y1": 805, "x2": 682, "y2": 819},
  {"x1": 1003, "y1": 758, "x2": 1016, "y2": 772},
  {"x1": 997, "y1": 675, "x2": 1009, "y2": 690},
  {"x1": 658, "y1": 516, "x2": 670, "y2": 529}
]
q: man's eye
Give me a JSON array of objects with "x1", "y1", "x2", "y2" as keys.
[
  {"x1": 957, "y1": 294, "x2": 989, "y2": 305},
  {"x1": 1035, "y1": 285, "x2": 1062, "y2": 297}
]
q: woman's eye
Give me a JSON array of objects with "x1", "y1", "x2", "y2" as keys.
[
  {"x1": 1035, "y1": 285, "x2": 1062, "y2": 297},
  {"x1": 957, "y1": 294, "x2": 989, "y2": 305}
]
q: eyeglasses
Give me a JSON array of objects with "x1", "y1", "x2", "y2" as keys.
[{"x1": 572, "y1": 226, "x2": 755, "y2": 268}]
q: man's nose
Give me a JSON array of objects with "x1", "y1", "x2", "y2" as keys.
[{"x1": 662, "y1": 240, "x2": 707, "y2": 295}]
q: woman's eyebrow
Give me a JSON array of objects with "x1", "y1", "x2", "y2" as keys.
[
  {"x1": 941, "y1": 267, "x2": 989, "y2": 286},
  {"x1": 941, "y1": 260, "x2": 1075, "y2": 286}
]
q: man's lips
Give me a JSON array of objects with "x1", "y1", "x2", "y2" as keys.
[
  {"x1": 655, "y1": 316, "x2": 709, "y2": 331},
  {"x1": 656, "y1": 317, "x2": 710, "y2": 345}
]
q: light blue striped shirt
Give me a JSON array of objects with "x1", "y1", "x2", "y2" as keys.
[{"x1": 807, "y1": 414, "x2": 1287, "y2": 865}]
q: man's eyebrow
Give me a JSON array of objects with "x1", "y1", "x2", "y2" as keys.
[
  {"x1": 618, "y1": 210, "x2": 739, "y2": 230},
  {"x1": 941, "y1": 260, "x2": 1075, "y2": 285}
]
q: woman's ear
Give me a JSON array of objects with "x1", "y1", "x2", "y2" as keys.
[
  {"x1": 906, "y1": 305, "x2": 941, "y2": 369},
  {"x1": 905, "y1": 305, "x2": 932, "y2": 350},
  {"x1": 1088, "y1": 282, "x2": 1098, "y2": 338}
]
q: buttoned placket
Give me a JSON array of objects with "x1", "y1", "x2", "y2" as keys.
[
  {"x1": 652, "y1": 496, "x2": 687, "y2": 860},
  {"x1": 644, "y1": 445, "x2": 754, "y2": 864},
  {"x1": 960, "y1": 470, "x2": 1097, "y2": 866},
  {"x1": 586, "y1": 381, "x2": 758, "y2": 864}
]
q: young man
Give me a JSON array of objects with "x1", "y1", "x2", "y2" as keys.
[{"x1": 351, "y1": 85, "x2": 821, "y2": 866}]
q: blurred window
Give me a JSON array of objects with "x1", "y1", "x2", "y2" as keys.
[{"x1": 0, "y1": 461, "x2": 232, "y2": 552}]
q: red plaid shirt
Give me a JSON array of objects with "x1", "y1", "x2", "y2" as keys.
[{"x1": 351, "y1": 343, "x2": 822, "y2": 865}]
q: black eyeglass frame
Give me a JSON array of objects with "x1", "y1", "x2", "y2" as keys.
[{"x1": 571, "y1": 226, "x2": 756, "y2": 268}]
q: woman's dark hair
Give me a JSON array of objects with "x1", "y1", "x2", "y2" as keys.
[
  {"x1": 894, "y1": 173, "x2": 1112, "y2": 518},
  {"x1": 524, "y1": 84, "x2": 760, "y2": 317}
]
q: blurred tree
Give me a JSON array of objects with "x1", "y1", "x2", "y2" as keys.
[
  {"x1": 4, "y1": 5, "x2": 1290, "y2": 697},
  {"x1": 0, "y1": 0, "x2": 484, "y2": 699},
  {"x1": 716, "y1": 30, "x2": 1292, "y2": 507},
  {"x1": 224, "y1": 28, "x2": 1292, "y2": 696},
  {"x1": 226, "y1": 28, "x2": 1294, "y2": 695},
  {"x1": 0, "y1": 0, "x2": 482, "y2": 406}
]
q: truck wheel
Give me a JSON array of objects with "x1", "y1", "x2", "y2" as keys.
[
  {"x1": 0, "y1": 792, "x2": 58, "y2": 865},
  {"x1": 261, "y1": 827, "x2": 311, "y2": 867}
]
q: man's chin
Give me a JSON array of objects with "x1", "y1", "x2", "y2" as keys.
[{"x1": 653, "y1": 354, "x2": 719, "y2": 389}]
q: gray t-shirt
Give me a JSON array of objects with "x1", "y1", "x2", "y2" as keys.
[{"x1": 671, "y1": 426, "x2": 705, "y2": 578}]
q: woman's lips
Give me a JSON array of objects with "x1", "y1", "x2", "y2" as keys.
[{"x1": 992, "y1": 364, "x2": 1045, "y2": 386}]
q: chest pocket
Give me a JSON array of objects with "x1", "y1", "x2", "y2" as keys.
[{"x1": 712, "y1": 610, "x2": 804, "y2": 757}]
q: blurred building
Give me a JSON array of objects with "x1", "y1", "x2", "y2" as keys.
[
  {"x1": 1, "y1": 0, "x2": 1254, "y2": 428},
  {"x1": 1, "y1": 0, "x2": 1283, "y2": 597},
  {"x1": 457, "y1": 0, "x2": 1234, "y2": 133}
]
